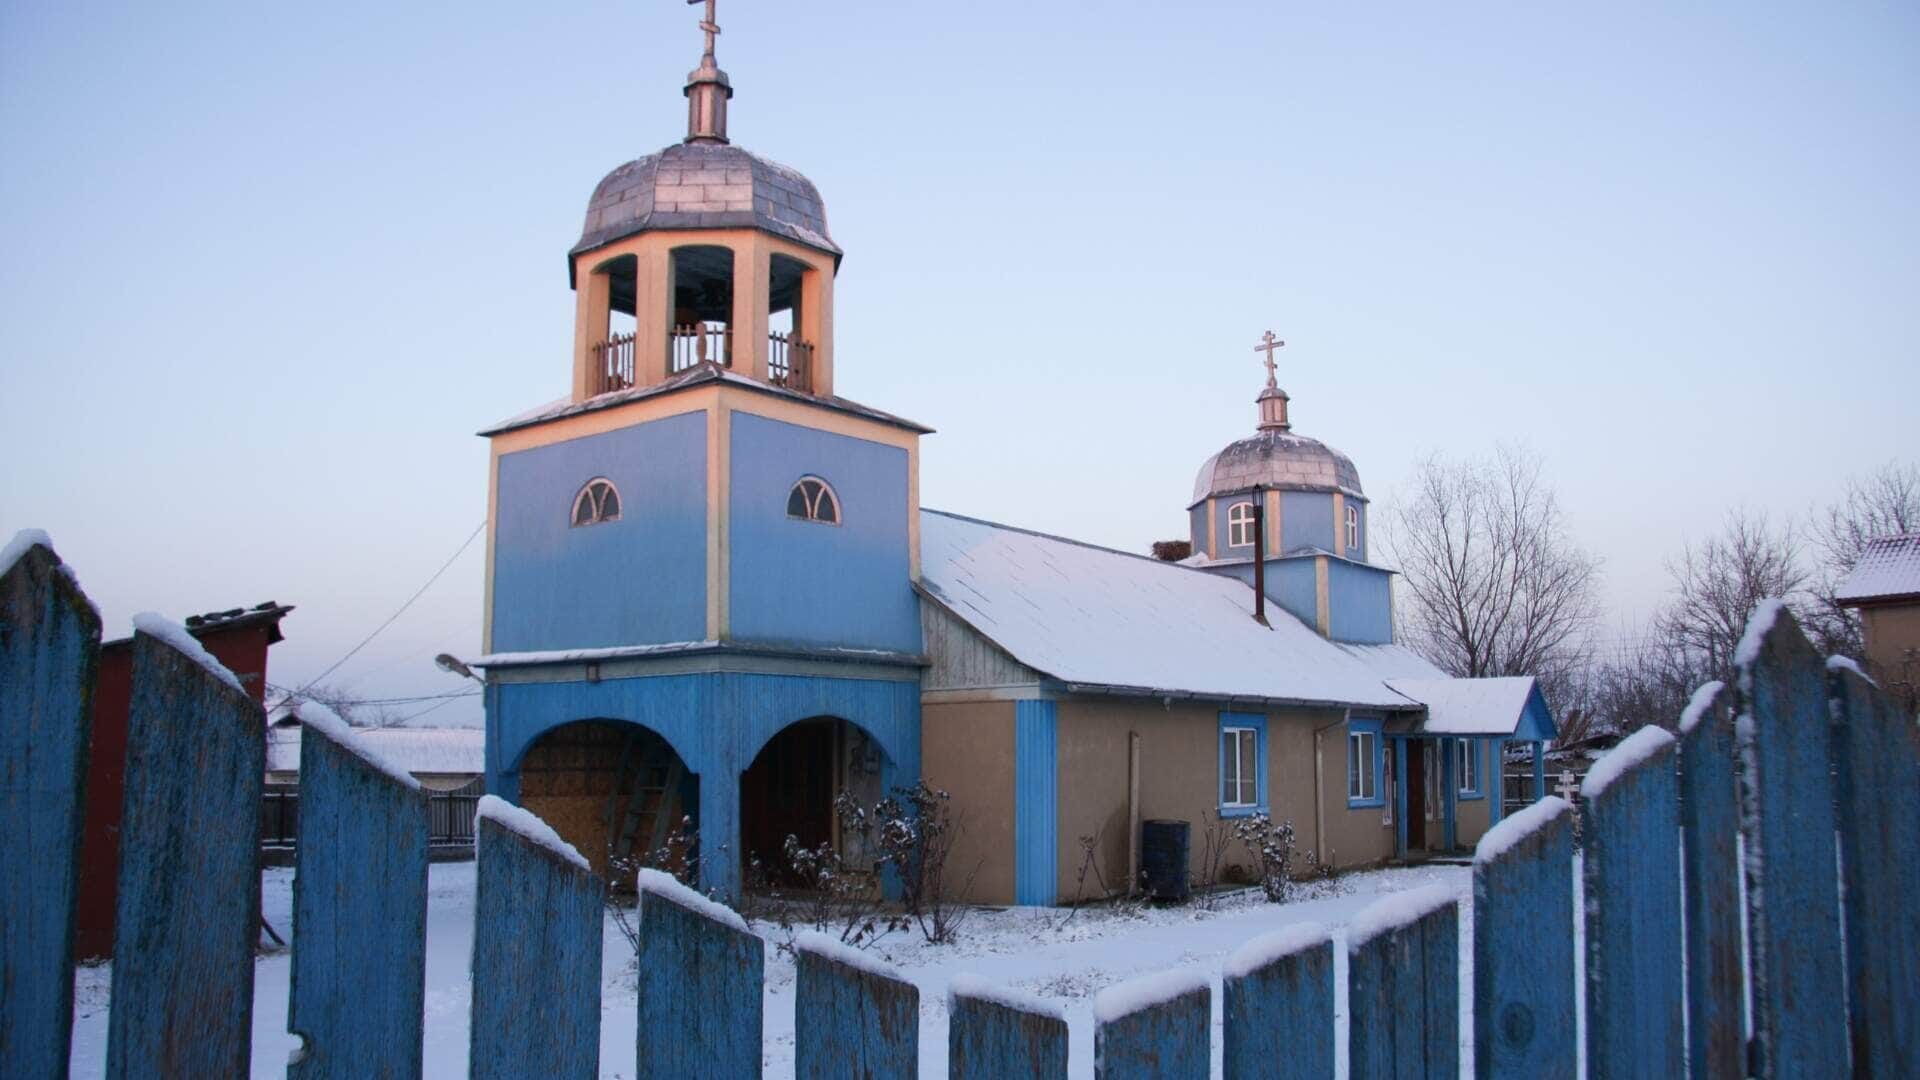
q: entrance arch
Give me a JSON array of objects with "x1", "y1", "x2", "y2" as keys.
[
  {"x1": 739, "y1": 716, "x2": 891, "y2": 885},
  {"x1": 515, "y1": 719, "x2": 698, "y2": 884}
]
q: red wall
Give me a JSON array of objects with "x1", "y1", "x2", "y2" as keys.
[{"x1": 74, "y1": 624, "x2": 277, "y2": 960}]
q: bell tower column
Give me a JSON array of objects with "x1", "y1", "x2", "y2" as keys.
[{"x1": 732, "y1": 234, "x2": 769, "y2": 381}]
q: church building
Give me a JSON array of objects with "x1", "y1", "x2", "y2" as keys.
[{"x1": 474, "y1": 9, "x2": 1554, "y2": 905}]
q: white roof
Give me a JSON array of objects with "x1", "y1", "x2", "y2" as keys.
[
  {"x1": 267, "y1": 721, "x2": 484, "y2": 776},
  {"x1": 919, "y1": 510, "x2": 1426, "y2": 710},
  {"x1": 1386, "y1": 676, "x2": 1541, "y2": 736},
  {"x1": 1836, "y1": 534, "x2": 1920, "y2": 604}
]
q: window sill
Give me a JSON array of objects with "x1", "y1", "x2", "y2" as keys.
[
  {"x1": 1347, "y1": 797, "x2": 1385, "y2": 810},
  {"x1": 1457, "y1": 791, "x2": 1485, "y2": 801},
  {"x1": 1219, "y1": 804, "x2": 1268, "y2": 819}
]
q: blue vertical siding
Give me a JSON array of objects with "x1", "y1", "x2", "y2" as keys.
[
  {"x1": 1280, "y1": 491, "x2": 1335, "y2": 552},
  {"x1": 1325, "y1": 559, "x2": 1393, "y2": 644},
  {"x1": 491, "y1": 412, "x2": 709, "y2": 652},
  {"x1": 1013, "y1": 700, "x2": 1058, "y2": 906},
  {"x1": 728, "y1": 412, "x2": 920, "y2": 653},
  {"x1": 1188, "y1": 503, "x2": 1209, "y2": 552},
  {"x1": 1211, "y1": 558, "x2": 1318, "y2": 629}
]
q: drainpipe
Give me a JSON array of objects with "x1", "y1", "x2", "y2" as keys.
[
  {"x1": 1251, "y1": 485, "x2": 1269, "y2": 627},
  {"x1": 1312, "y1": 711, "x2": 1350, "y2": 867}
]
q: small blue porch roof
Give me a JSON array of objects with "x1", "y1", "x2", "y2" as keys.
[{"x1": 1385, "y1": 676, "x2": 1556, "y2": 741}]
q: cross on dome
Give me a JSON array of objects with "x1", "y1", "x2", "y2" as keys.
[
  {"x1": 1254, "y1": 330, "x2": 1285, "y2": 389},
  {"x1": 690, "y1": 0, "x2": 721, "y2": 61}
]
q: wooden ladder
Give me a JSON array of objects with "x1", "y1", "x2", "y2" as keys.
[{"x1": 605, "y1": 735, "x2": 684, "y2": 865}]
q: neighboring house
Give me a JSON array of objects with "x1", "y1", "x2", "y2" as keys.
[
  {"x1": 1836, "y1": 532, "x2": 1920, "y2": 712},
  {"x1": 470, "y1": 18, "x2": 1557, "y2": 905},
  {"x1": 77, "y1": 602, "x2": 293, "y2": 960},
  {"x1": 266, "y1": 704, "x2": 486, "y2": 791}
]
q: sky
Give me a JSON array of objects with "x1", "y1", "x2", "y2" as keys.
[{"x1": 3, "y1": 2, "x2": 1915, "y2": 728}]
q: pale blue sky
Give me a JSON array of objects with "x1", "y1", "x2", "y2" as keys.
[{"x1": 3, "y1": 2, "x2": 1915, "y2": 726}]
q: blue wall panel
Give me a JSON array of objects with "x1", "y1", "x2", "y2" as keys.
[
  {"x1": 1014, "y1": 700, "x2": 1059, "y2": 906},
  {"x1": 1326, "y1": 560, "x2": 1393, "y2": 644},
  {"x1": 794, "y1": 943, "x2": 919, "y2": 1078},
  {"x1": 1214, "y1": 496, "x2": 1255, "y2": 555},
  {"x1": 492, "y1": 412, "x2": 709, "y2": 652},
  {"x1": 728, "y1": 412, "x2": 920, "y2": 653},
  {"x1": 1214, "y1": 558, "x2": 1318, "y2": 629},
  {"x1": 1281, "y1": 491, "x2": 1335, "y2": 553},
  {"x1": 1188, "y1": 503, "x2": 1208, "y2": 552},
  {"x1": 488, "y1": 669, "x2": 921, "y2": 899}
]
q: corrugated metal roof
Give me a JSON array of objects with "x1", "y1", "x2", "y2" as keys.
[
  {"x1": 1836, "y1": 533, "x2": 1920, "y2": 603},
  {"x1": 919, "y1": 509, "x2": 1433, "y2": 710}
]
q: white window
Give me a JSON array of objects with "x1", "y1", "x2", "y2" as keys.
[
  {"x1": 1346, "y1": 503, "x2": 1360, "y2": 551},
  {"x1": 1221, "y1": 727, "x2": 1258, "y2": 806},
  {"x1": 571, "y1": 478, "x2": 621, "y2": 527},
  {"x1": 1457, "y1": 739, "x2": 1481, "y2": 794},
  {"x1": 1227, "y1": 501, "x2": 1256, "y2": 548},
  {"x1": 786, "y1": 476, "x2": 840, "y2": 524},
  {"x1": 1348, "y1": 730, "x2": 1378, "y2": 801}
]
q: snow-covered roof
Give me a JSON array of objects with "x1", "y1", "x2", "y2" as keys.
[
  {"x1": 267, "y1": 719, "x2": 484, "y2": 776},
  {"x1": 919, "y1": 510, "x2": 1426, "y2": 710},
  {"x1": 1386, "y1": 676, "x2": 1554, "y2": 739},
  {"x1": 1835, "y1": 533, "x2": 1920, "y2": 604}
]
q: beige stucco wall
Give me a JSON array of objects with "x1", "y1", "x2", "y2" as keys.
[
  {"x1": 1861, "y1": 602, "x2": 1920, "y2": 697},
  {"x1": 921, "y1": 700, "x2": 1017, "y2": 906},
  {"x1": 1312, "y1": 723, "x2": 1397, "y2": 869}
]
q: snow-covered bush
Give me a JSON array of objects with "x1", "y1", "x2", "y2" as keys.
[{"x1": 1230, "y1": 813, "x2": 1300, "y2": 902}]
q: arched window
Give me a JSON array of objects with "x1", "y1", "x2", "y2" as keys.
[
  {"x1": 1227, "y1": 501, "x2": 1256, "y2": 548},
  {"x1": 1346, "y1": 503, "x2": 1360, "y2": 552},
  {"x1": 786, "y1": 476, "x2": 840, "y2": 524},
  {"x1": 571, "y1": 478, "x2": 621, "y2": 527}
]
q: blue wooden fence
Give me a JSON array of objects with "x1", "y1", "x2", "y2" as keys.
[{"x1": 5, "y1": 534, "x2": 1919, "y2": 1078}]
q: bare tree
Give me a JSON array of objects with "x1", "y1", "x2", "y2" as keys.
[
  {"x1": 1386, "y1": 445, "x2": 1602, "y2": 705},
  {"x1": 1808, "y1": 461, "x2": 1920, "y2": 658},
  {"x1": 1654, "y1": 508, "x2": 1810, "y2": 679}
]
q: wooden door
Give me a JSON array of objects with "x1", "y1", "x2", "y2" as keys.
[{"x1": 1406, "y1": 740, "x2": 1428, "y2": 850}]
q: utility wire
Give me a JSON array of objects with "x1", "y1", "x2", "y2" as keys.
[{"x1": 294, "y1": 520, "x2": 486, "y2": 698}]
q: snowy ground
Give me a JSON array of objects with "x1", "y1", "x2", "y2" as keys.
[{"x1": 69, "y1": 860, "x2": 1481, "y2": 1078}]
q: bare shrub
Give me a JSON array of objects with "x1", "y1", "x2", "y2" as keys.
[{"x1": 1230, "y1": 813, "x2": 1299, "y2": 902}]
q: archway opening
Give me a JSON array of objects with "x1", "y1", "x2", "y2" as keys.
[
  {"x1": 739, "y1": 717, "x2": 888, "y2": 888},
  {"x1": 670, "y1": 244, "x2": 735, "y2": 372},
  {"x1": 516, "y1": 720, "x2": 698, "y2": 887}
]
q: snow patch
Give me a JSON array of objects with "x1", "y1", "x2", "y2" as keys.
[
  {"x1": 1091, "y1": 967, "x2": 1209, "y2": 1024},
  {"x1": 1678, "y1": 680, "x2": 1727, "y2": 735},
  {"x1": 1474, "y1": 796, "x2": 1569, "y2": 865},
  {"x1": 1733, "y1": 598, "x2": 1788, "y2": 673},
  {"x1": 1345, "y1": 883, "x2": 1457, "y2": 952},
  {"x1": 296, "y1": 702, "x2": 423, "y2": 790},
  {"x1": 1825, "y1": 654, "x2": 1875, "y2": 685},
  {"x1": 472, "y1": 641, "x2": 721, "y2": 667},
  {"x1": 948, "y1": 973, "x2": 1067, "y2": 1020},
  {"x1": 636, "y1": 869, "x2": 748, "y2": 934},
  {"x1": 475, "y1": 795, "x2": 587, "y2": 872},
  {"x1": 1223, "y1": 921, "x2": 1329, "y2": 979},
  {"x1": 0, "y1": 528, "x2": 53, "y2": 578},
  {"x1": 1580, "y1": 725, "x2": 1674, "y2": 801},
  {"x1": 794, "y1": 931, "x2": 906, "y2": 982},
  {"x1": 131, "y1": 611, "x2": 247, "y2": 697}
]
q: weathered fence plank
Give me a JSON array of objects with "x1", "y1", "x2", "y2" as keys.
[
  {"x1": 947, "y1": 974, "x2": 1068, "y2": 1079},
  {"x1": 795, "y1": 933, "x2": 920, "y2": 1080},
  {"x1": 1222, "y1": 922, "x2": 1334, "y2": 1080},
  {"x1": 634, "y1": 869, "x2": 763, "y2": 1077},
  {"x1": 1347, "y1": 885, "x2": 1459, "y2": 1079},
  {"x1": 1677, "y1": 680, "x2": 1745, "y2": 1078},
  {"x1": 106, "y1": 621, "x2": 263, "y2": 1078},
  {"x1": 1092, "y1": 969, "x2": 1209, "y2": 1079},
  {"x1": 1734, "y1": 604, "x2": 1850, "y2": 1077},
  {"x1": 1580, "y1": 725, "x2": 1683, "y2": 1077},
  {"x1": 0, "y1": 534, "x2": 100, "y2": 1079},
  {"x1": 1827, "y1": 660, "x2": 1920, "y2": 1075},
  {"x1": 1471, "y1": 796, "x2": 1574, "y2": 1080},
  {"x1": 470, "y1": 797, "x2": 604, "y2": 1080},
  {"x1": 287, "y1": 707, "x2": 429, "y2": 1079}
]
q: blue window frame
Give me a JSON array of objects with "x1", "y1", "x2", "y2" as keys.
[
  {"x1": 1218, "y1": 712, "x2": 1267, "y2": 817},
  {"x1": 1347, "y1": 717, "x2": 1385, "y2": 808},
  {"x1": 1456, "y1": 738, "x2": 1484, "y2": 799}
]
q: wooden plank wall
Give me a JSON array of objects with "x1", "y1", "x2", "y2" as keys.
[
  {"x1": 947, "y1": 977, "x2": 1068, "y2": 1079},
  {"x1": 1347, "y1": 888, "x2": 1458, "y2": 1078},
  {"x1": 0, "y1": 541, "x2": 100, "y2": 1077},
  {"x1": 1471, "y1": 797, "x2": 1574, "y2": 1078},
  {"x1": 1678, "y1": 681, "x2": 1746, "y2": 1077},
  {"x1": 1090, "y1": 972, "x2": 1210, "y2": 1079},
  {"x1": 1221, "y1": 926, "x2": 1335, "y2": 1080},
  {"x1": 633, "y1": 877, "x2": 763, "y2": 1076},
  {"x1": 794, "y1": 938, "x2": 920, "y2": 1080}
]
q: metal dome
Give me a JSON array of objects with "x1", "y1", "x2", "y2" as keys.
[
  {"x1": 571, "y1": 141, "x2": 839, "y2": 263},
  {"x1": 1190, "y1": 429, "x2": 1365, "y2": 506}
]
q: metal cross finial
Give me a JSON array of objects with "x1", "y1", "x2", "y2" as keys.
[
  {"x1": 689, "y1": 0, "x2": 721, "y2": 60},
  {"x1": 1253, "y1": 330, "x2": 1286, "y2": 388}
]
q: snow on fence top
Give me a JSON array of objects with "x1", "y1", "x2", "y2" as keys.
[
  {"x1": 794, "y1": 931, "x2": 908, "y2": 982},
  {"x1": 1475, "y1": 796, "x2": 1570, "y2": 865},
  {"x1": 1581, "y1": 725, "x2": 1674, "y2": 802},
  {"x1": 1, "y1": 528, "x2": 53, "y2": 578},
  {"x1": 1346, "y1": 883, "x2": 1457, "y2": 952},
  {"x1": 294, "y1": 701, "x2": 423, "y2": 791},
  {"x1": 131, "y1": 611, "x2": 246, "y2": 697},
  {"x1": 1825, "y1": 654, "x2": 1875, "y2": 685},
  {"x1": 1091, "y1": 967, "x2": 1209, "y2": 1025},
  {"x1": 1223, "y1": 921, "x2": 1329, "y2": 979},
  {"x1": 1733, "y1": 597, "x2": 1789, "y2": 674},
  {"x1": 636, "y1": 868, "x2": 748, "y2": 934},
  {"x1": 947, "y1": 973, "x2": 1067, "y2": 1020},
  {"x1": 1678, "y1": 680, "x2": 1728, "y2": 735},
  {"x1": 474, "y1": 795, "x2": 588, "y2": 872}
]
